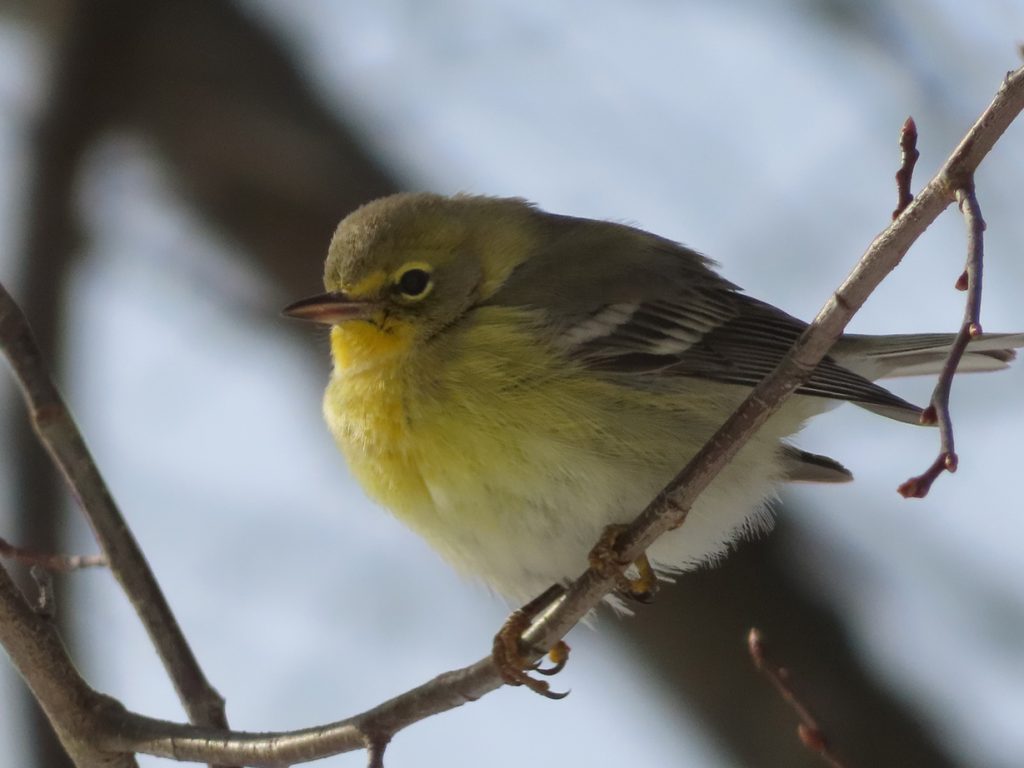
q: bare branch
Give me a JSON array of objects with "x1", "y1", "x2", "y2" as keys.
[
  {"x1": 98, "y1": 660, "x2": 502, "y2": 766},
  {"x1": 748, "y1": 629, "x2": 848, "y2": 768},
  {"x1": 898, "y1": 184, "x2": 986, "y2": 498},
  {"x1": 0, "y1": 536, "x2": 108, "y2": 573},
  {"x1": 0, "y1": 283, "x2": 228, "y2": 735}
]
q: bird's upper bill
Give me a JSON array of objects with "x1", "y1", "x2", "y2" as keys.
[{"x1": 282, "y1": 292, "x2": 377, "y2": 325}]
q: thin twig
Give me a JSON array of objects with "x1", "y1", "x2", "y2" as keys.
[
  {"x1": 0, "y1": 536, "x2": 108, "y2": 572},
  {"x1": 748, "y1": 629, "x2": 847, "y2": 768},
  {"x1": 898, "y1": 185, "x2": 986, "y2": 498},
  {"x1": 893, "y1": 116, "x2": 919, "y2": 219}
]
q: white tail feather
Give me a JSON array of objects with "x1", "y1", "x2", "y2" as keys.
[{"x1": 833, "y1": 332, "x2": 1024, "y2": 380}]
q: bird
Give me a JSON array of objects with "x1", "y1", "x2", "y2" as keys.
[{"x1": 284, "y1": 192, "x2": 1022, "y2": 691}]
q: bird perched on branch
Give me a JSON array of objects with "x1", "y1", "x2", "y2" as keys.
[{"x1": 285, "y1": 192, "x2": 1023, "y2": 692}]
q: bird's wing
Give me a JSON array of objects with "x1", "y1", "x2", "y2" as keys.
[
  {"x1": 483, "y1": 211, "x2": 922, "y2": 422},
  {"x1": 560, "y1": 291, "x2": 923, "y2": 422}
]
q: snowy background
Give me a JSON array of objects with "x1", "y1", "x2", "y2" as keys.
[{"x1": 1, "y1": 1, "x2": 1023, "y2": 766}]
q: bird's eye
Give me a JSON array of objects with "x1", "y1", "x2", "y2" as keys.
[{"x1": 396, "y1": 267, "x2": 432, "y2": 298}]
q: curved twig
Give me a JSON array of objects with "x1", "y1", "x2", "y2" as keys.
[
  {"x1": 898, "y1": 184, "x2": 986, "y2": 498},
  {"x1": 748, "y1": 628, "x2": 848, "y2": 768}
]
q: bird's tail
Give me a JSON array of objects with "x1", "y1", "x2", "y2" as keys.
[{"x1": 833, "y1": 332, "x2": 1024, "y2": 380}]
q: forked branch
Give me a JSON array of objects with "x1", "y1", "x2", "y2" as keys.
[{"x1": 898, "y1": 185, "x2": 987, "y2": 498}]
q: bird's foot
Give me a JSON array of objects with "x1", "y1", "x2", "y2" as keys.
[{"x1": 492, "y1": 584, "x2": 570, "y2": 699}]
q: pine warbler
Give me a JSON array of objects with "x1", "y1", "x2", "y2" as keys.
[{"x1": 285, "y1": 192, "x2": 1022, "y2": 610}]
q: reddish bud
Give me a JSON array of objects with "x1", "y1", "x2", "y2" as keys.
[{"x1": 897, "y1": 478, "x2": 924, "y2": 498}]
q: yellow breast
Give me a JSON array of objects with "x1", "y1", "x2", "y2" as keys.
[
  {"x1": 323, "y1": 320, "x2": 428, "y2": 508},
  {"x1": 322, "y1": 308, "x2": 644, "y2": 533}
]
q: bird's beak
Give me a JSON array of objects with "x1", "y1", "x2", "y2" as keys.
[{"x1": 281, "y1": 292, "x2": 377, "y2": 325}]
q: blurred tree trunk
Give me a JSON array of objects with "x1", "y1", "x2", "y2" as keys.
[{"x1": 5, "y1": 2, "x2": 959, "y2": 766}]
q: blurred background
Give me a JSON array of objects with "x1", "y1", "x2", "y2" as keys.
[{"x1": 1, "y1": 1, "x2": 1023, "y2": 766}]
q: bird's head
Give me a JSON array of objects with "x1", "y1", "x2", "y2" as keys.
[{"x1": 284, "y1": 193, "x2": 539, "y2": 367}]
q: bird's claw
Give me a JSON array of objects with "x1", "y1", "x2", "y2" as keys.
[
  {"x1": 492, "y1": 587, "x2": 570, "y2": 699},
  {"x1": 532, "y1": 641, "x2": 570, "y2": 676}
]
